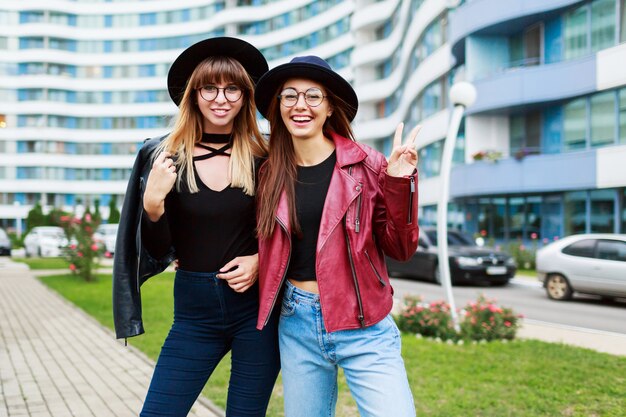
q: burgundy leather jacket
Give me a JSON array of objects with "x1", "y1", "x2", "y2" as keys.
[{"x1": 256, "y1": 133, "x2": 419, "y2": 333}]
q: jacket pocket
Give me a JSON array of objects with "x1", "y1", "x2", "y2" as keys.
[{"x1": 364, "y1": 250, "x2": 386, "y2": 287}]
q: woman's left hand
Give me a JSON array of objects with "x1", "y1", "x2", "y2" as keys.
[
  {"x1": 387, "y1": 123, "x2": 421, "y2": 177},
  {"x1": 217, "y1": 254, "x2": 259, "y2": 293}
]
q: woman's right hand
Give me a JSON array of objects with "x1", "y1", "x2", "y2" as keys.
[{"x1": 143, "y1": 151, "x2": 177, "y2": 221}]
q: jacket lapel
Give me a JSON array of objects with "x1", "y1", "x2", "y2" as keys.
[{"x1": 317, "y1": 133, "x2": 367, "y2": 252}]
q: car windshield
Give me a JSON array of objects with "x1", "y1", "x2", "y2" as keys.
[{"x1": 425, "y1": 230, "x2": 475, "y2": 246}]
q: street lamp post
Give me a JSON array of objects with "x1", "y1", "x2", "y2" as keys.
[{"x1": 437, "y1": 81, "x2": 476, "y2": 331}]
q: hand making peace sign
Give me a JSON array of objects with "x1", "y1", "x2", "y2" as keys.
[{"x1": 386, "y1": 123, "x2": 421, "y2": 178}]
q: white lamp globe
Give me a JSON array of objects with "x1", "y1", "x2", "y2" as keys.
[{"x1": 449, "y1": 82, "x2": 477, "y2": 107}]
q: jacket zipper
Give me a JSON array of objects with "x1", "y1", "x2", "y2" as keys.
[
  {"x1": 345, "y1": 166, "x2": 365, "y2": 327},
  {"x1": 355, "y1": 182, "x2": 362, "y2": 233},
  {"x1": 407, "y1": 176, "x2": 415, "y2": 224},
  {"x1": 364, "y1": 250, "x2": 386, "y2": 287},
  {"x1": 136, "y1": 177, "x2": 145, "y2": 292},
  {"x1": 264, "y1": 217, "x2": 292, "y2": 327}
]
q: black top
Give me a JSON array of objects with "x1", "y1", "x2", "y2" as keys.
[
  {"x1": 287, "y1": 151, "x2": 336, "y2": 281},
  {"x1": 142, "y1": 156, "x2": 260, "y2": 273}
]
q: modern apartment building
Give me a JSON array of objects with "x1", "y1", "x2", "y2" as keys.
[{"x1": 1, "y1": 0, "x2": 625, "y2": 242}]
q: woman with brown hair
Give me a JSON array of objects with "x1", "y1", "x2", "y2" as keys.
[{"x1": 254, "y1": 56, "x2": 419, "y2": 417}]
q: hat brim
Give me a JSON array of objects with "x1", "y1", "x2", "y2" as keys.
[
  {"x1": 254, "y1": 63, "x2": 358, "y2": 122},
  {"x1": 167, "y1": 37, "x2": 268, "y2": 106}
]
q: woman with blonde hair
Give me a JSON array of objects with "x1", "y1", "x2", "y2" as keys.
[{"x1": 113, "y1": 37, "x2": 280, "y2": 417}]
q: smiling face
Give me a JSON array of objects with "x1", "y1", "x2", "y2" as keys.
[
  {"x1": 279, "y1": 78, "x2": 333, "y2": 142},
  {"x1": 195, "y1": 81, "x2": 244, "y2": 134}
]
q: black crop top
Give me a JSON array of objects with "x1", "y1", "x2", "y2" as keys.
[
  {"x1": 142, "y1": 153, "x2": 261, "y2": 273},
  {"x1": 286, "y1": 151, "x2": 336, "y2": 281}
]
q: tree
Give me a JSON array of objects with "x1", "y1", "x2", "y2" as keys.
[
  {"x1": 93, "y1": 199, "x2": 102, "y2": 224},
  {"x1": 26, "y1": 202, "x2": 46, "y2": 233},
  {"x1": 108, "y1": 195, "x2": 121, "y2": 224}
]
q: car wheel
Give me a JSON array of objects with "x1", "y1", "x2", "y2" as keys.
[
  {"x1": 546, "y1": 274, "x2": 573, "y2": 301},
  {"x1": 37, "y1": 246, "x2": 43, "y2": 258}
]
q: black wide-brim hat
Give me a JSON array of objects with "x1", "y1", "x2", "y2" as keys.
[
  {"x1": 167, "y1": 37, "x2": 268, "y2": 106},
  {"x1": 254, "y1": 56, "x2": 358, "y2": 122}
]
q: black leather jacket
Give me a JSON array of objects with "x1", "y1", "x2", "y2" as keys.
[{"x1": 112, "y1": 134, "x2": 175, "y2": 339}]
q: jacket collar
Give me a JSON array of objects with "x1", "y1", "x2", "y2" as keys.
[{"x1": 331, "y1": 132, "x2": 367, "y2": 167}]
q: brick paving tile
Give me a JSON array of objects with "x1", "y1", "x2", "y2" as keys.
[{"x1": 0, "y1": 260, "x2": 223, "y2": 417}]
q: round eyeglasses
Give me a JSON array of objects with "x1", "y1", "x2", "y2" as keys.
[
  {"x1": 278, "y1": 88, "x2": 326, "y2": 108},
  {"x1": 197, "y1": 85, "x2": 243, "y2": 102}
]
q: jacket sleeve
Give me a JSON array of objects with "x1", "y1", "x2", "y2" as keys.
[
  {"x1": 371, "y1": 156, "x2": 419, "y2": 262},
  {"x1": 112, "y1": 137, "x2": 174, "y2": 339}
]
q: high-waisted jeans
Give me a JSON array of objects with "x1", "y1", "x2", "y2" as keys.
[
  {"x1": 279, "y1": 280, "x2": 415, "y2": 417},
  {"x1": 140, "y1": 269, "x2": 280, "y2": 417}
]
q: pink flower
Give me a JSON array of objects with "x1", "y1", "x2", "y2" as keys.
[
  {"x1": 85, "y1": 213, "x2": 92, "y2": 222},
  {"x1": 531, "y1": 232, "x2": 538, "y2": 239},
  {"x1": 504, "y1": 321, "x2": 511, "y2": 327},
  {"x1": 77, "y1": 251, "x2": 83, "y2": 258},
  {"x1": 105, "y1": 251, "x2": 112, "y2": 258},
  {"x1": 69, "y1": 264, "x2": 76, "y2": 271},
  {"x1": 553, "y1": 236, "x2": 559, "y2": 241},
  {"x1": 542, "y1": 238, "x2": 549, "y2": 244},
  {"x1": 70, "y1": 244, "x2": 77, "y2": 250},
  {"x1": 90, "y1": 244, "x2": 99, "y2": 251}
]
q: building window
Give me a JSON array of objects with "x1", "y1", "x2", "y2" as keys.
[
  {"x1": 563, "y1": 98, "x2": 587, "y2": 151},
  {"x1": 590, "y1": 189, "x2": 616, "y2": 232},
  {"x1": 590, "y1": 91, "x2": 616, "y2": 147},
  {"x1": 564, "y1": 191, "x2": 587, "y2": 235},
  {"x1": 621, "y1": 0, "x2": 626, "y2": 42},
  {"x1": 621, "y1": 188, "x2": 626, "y2": 232},
  {"x1": 619, "y1": 88, "x2": 626, "y2": 144},
  {"x1": 418, "y1": 140, "x2": 443, "y2": 179},
  {"x1": 591, "y1": 0, "x2": 616, "y2": 51},
  {"x1": 564, "y1": 4, "x2": 589, "y2": 60}
]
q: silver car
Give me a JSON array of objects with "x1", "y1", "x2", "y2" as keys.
[{"x1": 536, "y1": 234, "x2": 626, "y2": 300}]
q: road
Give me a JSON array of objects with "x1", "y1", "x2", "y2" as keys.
[{"x1": 390, "y1": 275, "x2": 626, "y2": 335}]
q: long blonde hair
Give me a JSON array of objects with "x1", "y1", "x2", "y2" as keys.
[{"x1": 158, "y1": 56, "x2": 267, "y2": 195}]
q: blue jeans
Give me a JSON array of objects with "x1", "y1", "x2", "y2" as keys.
[
  {"x1": 279, "y1": 281, "x2": 415, "y2": 417},
  {"x1": 140, "y1": 270, "x2": 280, "y2": 417}
]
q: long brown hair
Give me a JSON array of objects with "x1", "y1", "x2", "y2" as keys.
[
  {"x1": 158, "y1": 56, "x2": 267, "y2": 195},
  {"x1": 256, "y1": 81, "x2": 355, "y2": 239}
]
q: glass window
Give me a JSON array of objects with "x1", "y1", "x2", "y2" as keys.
[
  {"x1": 596, "y1": 239, "x2": 626, "y2": 261},
  {"x1": 562, "y1": 239, "x2": 596, "y2": 257},
  {"x1": 510, "y1": 115, "x2": 524, "y2": 154},
  {"x1": 621, "y1": 0, "x2": 626, "y2": 43},
  {"x1": 590, "y1": 91, "x2": 616, "y2": 147},
  {"x1": 508, "y1": 197, "x2": 525, "y2": 240},
  {"x1": 564, "y1": 4, "x2": 589, "y2": 60},
  {"x1": 563, "y1": 98, "x2": 587, "y2": 151},
  {"x1": 621, "y1": 189, "x2": 626, "y2": 233},
  {"x1": 418, "y1": 140, "x2": 443, "y2": 179},
  {"x1": 620, "y1": 88, "x2": 626, "y2": 144},
  {"x1": 564, "y1": 191, "x2": 587, "y2": 235},
  {"x1": 590, "y1": 189, "x2": 615, "y2": 233},
  {"x1": 591, "y1": 0, "x2": 616, "y2": 51}
]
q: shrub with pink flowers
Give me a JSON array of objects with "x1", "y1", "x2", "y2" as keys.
[
  {"x1": 460, "y1": 295, "x2": 522, "y2": 341},
  {"x1": 395, "y1": 294, "x2": 522, "y2": 342},
  {"x1": 60, "y1": 211, "x2": 104, "y2": 282},
  {"x1": 395, "y1": 295, "x2": 457, "y2": 341}
]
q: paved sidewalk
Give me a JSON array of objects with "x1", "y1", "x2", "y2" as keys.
[{"x1": 0, "y1": 259, "x2": 223, "y2": 417}]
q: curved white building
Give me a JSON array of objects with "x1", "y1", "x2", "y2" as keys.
[{"x1": 4, "y1": 0, "x2": 622, "y2": 241}]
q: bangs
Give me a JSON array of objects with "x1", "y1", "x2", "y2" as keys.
[{"x1": 190, "y1": 57, "x2": 253, "y2": 89}]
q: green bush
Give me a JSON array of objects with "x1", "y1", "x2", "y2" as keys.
[
  {"x1": 395, "y1": 295, "x2": 457, "y2": 341},
  {"x1": 506, "y1": 240, "x2": 537, "y2": 270},
  {"x1": 460, "y1": 295, "x2": 521, "y2": 341},
  {"x1": 396, "y1": 294, "x2": 522, "y2": 342},
  {"x1": 60, "y1": 212, "x2": 104, "y2": 281}
]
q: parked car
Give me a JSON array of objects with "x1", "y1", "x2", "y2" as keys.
[
  {"x1": 536, "y1": 234, "x2": 626, "y2": 301},
  {"x1": 386, "y1": 227, "x2": 517, "y2": 285},
  {"x1": 23, "y1": 226, "x2": 68, "y2": 258},
  {"x1": 0, "y1": 228, "x2": 11, "y2": 256},
  {"x1": 93, "y1": 223, "x2": 118, "y2": 256}
]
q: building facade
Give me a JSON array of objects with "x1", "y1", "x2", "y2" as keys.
[{"x1": 0, "y1": 0, "x2": 625, "y2": 242}]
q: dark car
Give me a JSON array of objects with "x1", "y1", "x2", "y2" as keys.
[
  {"x1": 386, "y1": 227, "x2": 516, "y2": 285},
  {"x1": 0, "y1": 228, "x2": 11, "y2": 256}
]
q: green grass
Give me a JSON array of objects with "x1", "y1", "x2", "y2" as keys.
[
  {"x1": 14, "y1": 257, "x2": 70, "y2": 269},
  {"x1": 40, "y1": 273, "x2": 626, "y2": 417}
]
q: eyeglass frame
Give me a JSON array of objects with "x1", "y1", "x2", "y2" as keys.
[
  {"x1": 277, "y1": 87, "x2": 327, "y2": 108},
  {"x1": 196, "y1": 85, "x2": 243, "y2": 103}
]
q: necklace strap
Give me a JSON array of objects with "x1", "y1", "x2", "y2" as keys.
[{"x1": 193, "y1": 143, "x2": 232, "y2": 161}]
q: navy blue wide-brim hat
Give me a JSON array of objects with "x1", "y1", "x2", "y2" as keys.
[
  {"x1": 254, "y1": 56, "x2": 358, "y2": 122},
  {"x1": 167, "y1": 37, "x2": 268, "y2": 106}
]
